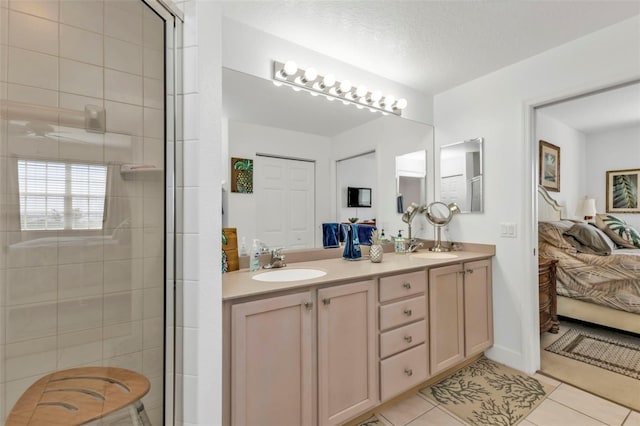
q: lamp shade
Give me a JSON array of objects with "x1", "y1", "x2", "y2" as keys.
[{"x1": 576, "y1": 198, "x2": 597, "y2": 219}]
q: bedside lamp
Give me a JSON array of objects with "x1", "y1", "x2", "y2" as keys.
[{"x1": 576, "y1": 198, "x2": 597, "y2": 221}]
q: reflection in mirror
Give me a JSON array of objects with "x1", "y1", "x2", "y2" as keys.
[
  {"x1": 337, "y1": 152, "x2": 376, "y2": 224},
  {"x1": 222, "y1": 67, "x2": 435, "y2": 249},
  {"x1": 440, "y1": 137, "x2": 483, "y2": 213},
  {"x1": 396, "y1": 150, "x2": 426, "y2": 214}
]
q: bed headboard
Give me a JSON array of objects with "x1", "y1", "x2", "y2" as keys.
[{"x1": 538, "y1": 185, "x2": 564, "y2": 221}]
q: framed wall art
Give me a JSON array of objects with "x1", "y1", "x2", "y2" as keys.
[
  {"x1": 231, "y1": 157, "x2": 253, "y2": 193},
  {"x1": 606, "y1": 168, "x2": 639, "y2": 213},
  {"x1": 539, "y1": 140, "x2": 560, "y2": 192}
]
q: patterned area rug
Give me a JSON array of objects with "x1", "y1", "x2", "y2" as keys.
[
  {"x1": 419, "y1": 357, "x2": 553, "y2": 426},
  {"x1": 545, "y1": 328, "x2": 640, "y2": 380}
]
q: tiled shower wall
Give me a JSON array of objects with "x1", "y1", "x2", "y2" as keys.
[{"x1": 0, "y1": 0, "x2": 166, "y2": 423}]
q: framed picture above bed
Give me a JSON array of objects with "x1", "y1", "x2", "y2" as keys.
[
  {"x1": 606, "y1": 168, "x2": 639, "y2": 213},
  {"x1": 539, "y1": 140, "x2": 560, "y2": 192}
]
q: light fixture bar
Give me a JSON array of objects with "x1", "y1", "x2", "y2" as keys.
[{"x1": 272, "y1": 60, "x2": 407, "y2": 116}]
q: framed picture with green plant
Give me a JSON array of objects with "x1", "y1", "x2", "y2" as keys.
[
  {"x1": 231, "y1": 157, "x2": 254, "y2": 193},
  {"x1": 606, "y1": 168, "x2": 639, "y2": 213}
]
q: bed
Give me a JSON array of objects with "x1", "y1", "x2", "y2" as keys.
[{"x1": 537, "y1": 185, "x2": 640, "y2": 334}]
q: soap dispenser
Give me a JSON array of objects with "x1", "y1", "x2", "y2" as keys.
[
  {"x1": 249, "y1": 239, "x2": 261, "y2": 271},
  {"x1": 394, "y1": 230, "x2": 406, "y2": 254}
]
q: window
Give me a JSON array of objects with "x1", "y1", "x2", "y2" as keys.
[{"x1": 18, "y1": 160, "x2": 107, "y2": 231}]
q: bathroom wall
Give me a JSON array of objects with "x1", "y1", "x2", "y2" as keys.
[
  {"x1": 0, "y1": 0, "x2": 166, "y2": 422},
  {"x1": 337, "y1": 153, "x2": 377, "y2": 224},
  {"x1": 434, "y1": 15, "x2": 640, "y2": 373}
]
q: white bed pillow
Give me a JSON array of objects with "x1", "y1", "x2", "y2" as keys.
[{"x1": 595, "y1": 214, "x2": 640, "y2": 249}]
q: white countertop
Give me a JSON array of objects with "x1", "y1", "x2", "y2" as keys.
[{"x1": 222, "y1": 250, "x2": 494, "y2": 301}]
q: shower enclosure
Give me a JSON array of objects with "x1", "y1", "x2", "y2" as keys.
[{"x1": 0, "y1": 0, "x2": 182, "y2": 423}]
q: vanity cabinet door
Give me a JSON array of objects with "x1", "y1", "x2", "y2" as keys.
[
  {"x1": 231, "y1": 291, "x2": 314, "y2": 426},
  {"x1": 464, "y1": 259, "x2": 493, "y2": 356},
  {"x1": 318, "y1": 280, "x2": 377, "y2": 426},
  {"x1": 429, "y1": 264, "x2": 465, "y2": 374}
]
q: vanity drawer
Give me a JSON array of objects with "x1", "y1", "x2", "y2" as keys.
[
  {"x1": 379, "y1": 271, "x2": 426, "y2": 302},
  {"x1": 380, "y1": 319, "x2": 426, "y2": 359},
  {"x1": 380, "y1": 295, "x2": 426, "y2": 331},
  {"x1": 380, "y1": 343, "x2": 428, "y2": 401}
]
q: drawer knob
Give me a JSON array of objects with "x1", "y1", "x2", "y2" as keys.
[
  {"x1": 404, "y1": 335, "x2": 413, "y2": 343},
  {"x1": 303, "y1": 301, "x2": 313, "y2": 310},
  {"x1": 404, "y1": 368, "x2": 413, "y2": 377},
  {"x1": 403, "y1": 308, "x2": 412, "y2": 316},
  {"x1": 466, "y1": 269, "x2": 474, "y2": 274},
  {"x1": 322, "y1": 298, "x2": 331, "y2": 305},
  {"x1": 403, "y1": 282, "x2": 411, "y2": 289}
]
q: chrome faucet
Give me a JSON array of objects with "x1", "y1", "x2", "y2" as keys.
[
  {"x1": 407, "y1": 239, "x2": 423, "y2": 253},
  {"x1": 263, "y1": 248, "x2": 286, "y2": 269}
]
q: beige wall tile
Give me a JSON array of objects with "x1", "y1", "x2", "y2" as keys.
[
  {"x1": 105, "y1": 69, "x2": 143, "y2": 106},
  {"x1": 104, "y1": 258, "x2": 143, "y2": 293},
  {"x1": 60, "y1": 24, "x2": 103, "y2": 66},
  {"x1": 6, "y1": 265, "x2": 57, "y2": 305},
  {"x1": 57, "y1": 235, "x2": 104, "y2": 264},
  {"x1": 143, "y1": 317, "x2": 162, "y2": 349},
  {"x1": 57, "y1": 328, "x2": 103, "y2": 369},
  {"x1": 9, "y1": 0, "x2": 58, "y2": 21},
  {"x1": 143, "y1": 347, "x2": 163, "y2": 377},
  {"x1": 105, "y1": 36, "x2": 143, "y2": 75},
  {"x1": 143, "y1": 196, "x2": 163, "y2": 228},
  {"x1": 59, "y1": 92, "x2": 103, "y2": 111},
  {"x1": 143, "y1": 6, "x2": 163, "y2": 50},
  {"x1": 104, "y1": 1, "x2": 142, "y2": 46},
  {"x1": 143, "y1": 47, "x2": 163, "y2": 80},
  {"x1": 58, "y1": 261, "x2": 103, "y2": 300},
  {"x1": 143, "y1": 136, "x2": 163, "y2": 167},
  {"x1": 143, "y1": 256, "x2": 163, "y2": 288},
  {"x1": 60, "y1": 0, "x2": 103, "y2": 34},
  {"x1": 143, "y1": 287, "x2": 163, "y2": 319},
  {"x1": 143, "y1": 227, "x2": 163, "y2": 258},
  {"x1": 105, "y1": 100, "x2": 143, "y2": 136},
  {"x1": 143, "y1": 77, "x2": 164, "y2": 109},
  {"x1": 60, "y1": 59, "x2": 103, "y2": 98},
  {"x1": 5, "y1": 336, "x2": 56, "y2": 381},
  {"x1": 103, "y1": 320, "x2": 143, "y2": 358},
  {"x1": 8, "y1": 83, "x2": 57, "y2": 107},
  {"x1": 6, "y1": 232, "x2": 58, "y2": 267},
  {"x1": 8, "y1": 11, "x2": 58, "y2": 55},
  {"x1": 58, "y1": 296, "x2": 102, "y2": 333},
  {"x1": 104, "y1": 290, "x2": 143, "y2": 325},
  {"x1": 7, "y1": 47, "x2": 57, "y2": 90},
  {"x1": 106, "y1": 349, "x2": 143, "y2": 371},
  {"x1": 6, "y1": 301, "x2": 57, "y2": 342},
  {"x1": 143, "y1": 107, "x2": 164, "y2": 139},
  {"x1": 1, "y1": 7, "x2": 8, "y2": 46}
]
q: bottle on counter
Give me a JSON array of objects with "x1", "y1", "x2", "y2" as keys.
[
  {"x1": 249, "y1": 239, "x2": 261, "y2": 271},
  {"x1": 239, "y1": 237, "x2": 248, "y2": 256},
  {"x1": 394, "y1": 230, "x2": 406, "y2": 254}
]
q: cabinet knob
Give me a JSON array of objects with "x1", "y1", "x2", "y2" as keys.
[
  {"x1": 466, "y1": 269, "x2": 474, "y2": 274},
  {"x1": 303, "y1": 301, "x2": 313, "y2": 310},
  {"x1": 404, "y1": 335, "x2": 413, "y2": 343},
  {"x1": 403, "y1": 308, "x2": 412, "y2": 316},
  {"x1": 404, "y1": 368, "x2": 413, "y2": 377},
  {"x1": 322, "y1": 298, "x2": 331, "y2": 305},
  {"x1": 403, "y1": 282, "x2": 411, "y2": 289}
]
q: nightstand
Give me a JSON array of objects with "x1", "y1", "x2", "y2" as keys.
[{"x1": 539, "y1": 257, "x2": 559, "y2": 334}]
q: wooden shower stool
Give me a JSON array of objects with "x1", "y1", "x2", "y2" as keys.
[{"x1": 6, "y1": 367, "x2": 151, "y2": 425}]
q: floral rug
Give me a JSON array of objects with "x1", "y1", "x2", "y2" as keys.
[{"x1": 419, "y1": 357, "x2": 553, "y2": 425}]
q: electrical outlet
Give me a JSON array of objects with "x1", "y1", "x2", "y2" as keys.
[{"x1": 499, "y1": 222, "x2": 517, "y2": 238}]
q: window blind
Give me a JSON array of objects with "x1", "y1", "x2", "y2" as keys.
[{"x1": 17, "y1": 160, "x2": 107, "y2": 231}]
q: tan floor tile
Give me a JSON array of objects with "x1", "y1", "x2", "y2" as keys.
[
  {"x1": 533, "y1": 372, "x2": 561, "y2": 388},
  {"x1": 526, "y1": 399, "x2": 607, "y2": 426},
  {"x1": 624, "y1": 411, "x2": 640, "y2": 426},
  {"x1": 547, "y1": 383, "x2": 630, "y2": 425},
  {"x1": 378, "y1": 394, "x2": 435, "y2": 426},
  {"x1": 407, "y1": 407, "x2": 466, "y2": 426}
]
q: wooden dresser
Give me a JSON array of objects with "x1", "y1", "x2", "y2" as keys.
[{"x1": 539, "y1": 257, "x2": 559, "y2": 334}]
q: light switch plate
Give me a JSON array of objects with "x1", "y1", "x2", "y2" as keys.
[{"x1": 499, "y1": 222, "x2": 517, "y2": 238}]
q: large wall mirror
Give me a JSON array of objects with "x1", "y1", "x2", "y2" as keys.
[
  {"x1": 440, "y1": 137, "x2": 483, "y2": 213},
  {"x1": 222, "y1": 67, "x2": 435, "y2": 250}
]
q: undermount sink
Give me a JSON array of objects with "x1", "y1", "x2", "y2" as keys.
[
  {"x1": 252, "y1": 268, "x2": 327, "y2": 282},
  {"x1": 410, "y1": 252, "x2": 459, "y2": 259}
]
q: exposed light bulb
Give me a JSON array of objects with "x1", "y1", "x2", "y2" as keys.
[
  {"x1": 303, "y1": 67, "x2": 318, "y2": 83},
  {"x1": 382, "y1": 95, "x2": 396, "y2": 110},
  {"x1": 355, "y1": 85, "x2": 368, "y2": 98},
  {"x1": 395, "y1": 98, "x2": 408, "y2": 110},
  {"x1": 323, "y1": 74, "x2": 336, "y2": 88},
  {"x1": 368, "y1": 90, "x2": 382, "y2": 103},
  {"x1": 272, "y1": 80, "x2": 283, "y2": 87},
  {"x1": 283, "y1": 60, "x2": 298, "y2": 77},
  {"x1": 338, "y1": 80, "x2": 352, "y2": 95}
]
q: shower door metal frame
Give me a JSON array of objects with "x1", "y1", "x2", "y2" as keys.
[{"x1": 140, "y1": 0, "x2": 183, "y2": 424}]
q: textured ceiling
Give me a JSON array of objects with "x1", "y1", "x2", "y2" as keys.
[{"x1": 221, "y1": 1, "x2": 640, "y2": 95}]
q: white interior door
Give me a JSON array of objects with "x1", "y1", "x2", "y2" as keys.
[{"x1": 256, "y1": 156, "x2": 315, "y2": 250}]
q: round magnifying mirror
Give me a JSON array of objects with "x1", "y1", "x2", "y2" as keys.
[{"x1": 426, "y1": 201, "x2": 453, "y2": 226}]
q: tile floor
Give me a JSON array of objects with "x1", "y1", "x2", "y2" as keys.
[{"x1": 366, "y1": 373, "x2": 640, "y2": 426}]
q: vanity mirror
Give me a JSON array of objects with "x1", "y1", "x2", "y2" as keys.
[
  {"x1": 222, "y1": 67, "x2": 435, "y2": 250},
  {"x1": 440, "y1": 137, "x2": 483, "y2": 213}
]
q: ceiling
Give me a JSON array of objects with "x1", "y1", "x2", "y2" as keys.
[
  {"x1": 537, "y1": 82, "x2": 640, "y2": 134},
  {"x1": 221, "y1": 1, "x2": 640, "y2": 96}
]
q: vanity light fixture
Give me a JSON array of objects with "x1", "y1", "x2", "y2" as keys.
[{"x1": 272, "y1": 60, "x2": 407, "y2": 116}]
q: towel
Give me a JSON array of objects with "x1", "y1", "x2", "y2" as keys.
[
  {"x1": 342, "y1": 224, "x2": 362, "y2": 260},
  {"x1": 322, "y1": 223, "x2": 340, "y2": 248},
  {"x1": 357, "y1": 224, "x2": 377, "y2": 246}
]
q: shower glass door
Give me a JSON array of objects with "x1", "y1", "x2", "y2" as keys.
[{"x1": 0, "y1": 0, "x2": 181, "y2": 423}]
